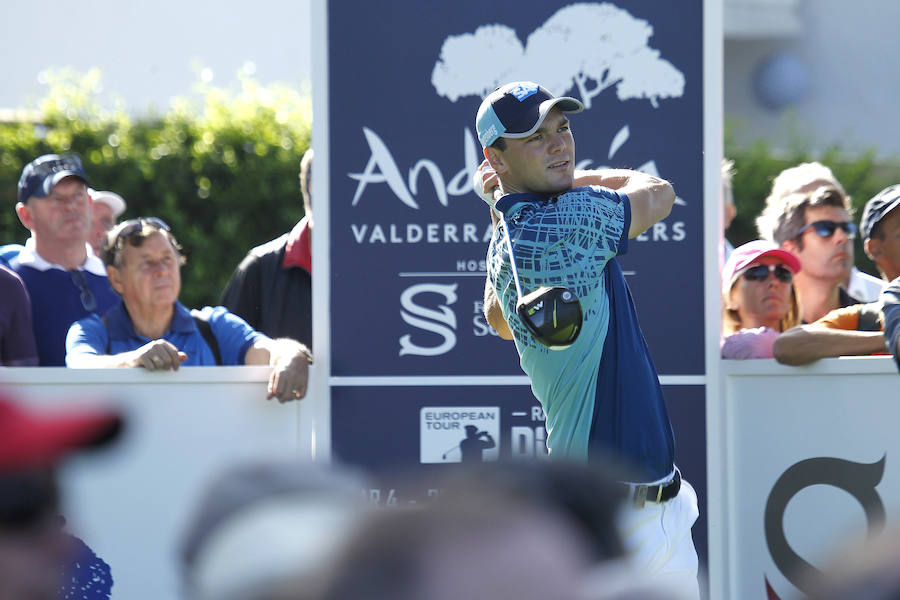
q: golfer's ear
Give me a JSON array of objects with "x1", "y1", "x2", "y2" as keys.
[{"x1": 485, "y1": 147, "x2": 507, "y2": 174}]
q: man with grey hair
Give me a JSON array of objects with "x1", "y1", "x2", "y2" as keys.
[
  {"x1": 757, "y1": 172, "x2": 862, "y2": 322},
  {"x1": 762, "y1": 161, "x2": 884, "y2": 302}
]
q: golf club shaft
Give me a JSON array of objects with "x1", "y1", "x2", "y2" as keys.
[{"x1": 494, "y1": 188, "x2": 526, "y2": 301}]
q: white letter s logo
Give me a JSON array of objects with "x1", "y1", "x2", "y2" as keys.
[{"x1": 399, "y1": 283, "x2": 458, "y2": 356}]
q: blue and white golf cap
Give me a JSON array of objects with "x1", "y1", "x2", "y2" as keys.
[{"x1": 476, "y1": 81, "x2": 583, "y2": 148}]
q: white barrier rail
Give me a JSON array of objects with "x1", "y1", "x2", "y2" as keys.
[
  {"x1": 709, "y1": 356, "x2": 900, "y2": 600},
  {"x1": 0, "y1": 365, "x2": 324, "y2": 600},
  {"x1": 4, "y1": 356, "x2": 898, "y2": 600}
]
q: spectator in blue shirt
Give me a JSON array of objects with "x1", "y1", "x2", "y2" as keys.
[
  {"x1": 66, "y1": 218, "x2": 311, "y2": 402},
  {"x1": 10, "y1": 153, "x2": 119, "y2": 365}
]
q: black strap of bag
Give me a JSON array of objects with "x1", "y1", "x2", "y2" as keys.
[{"x1": 189, "y1": 310, "x2": 222, "y2": 366}]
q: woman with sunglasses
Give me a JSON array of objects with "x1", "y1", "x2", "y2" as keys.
[{"x1": 721, "y1": 240, "x2": 802, "y2": 359}]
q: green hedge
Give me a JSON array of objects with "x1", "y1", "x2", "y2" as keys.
[
  {"x1": 0, "y1": 69, "x2": 311, "y2": 308},
  {"x1": 725, "y1": 124, "x2": 900, "y2": 278},
  {"x1": 3, "y1": 71, "x2": 895, "y2": 305}
]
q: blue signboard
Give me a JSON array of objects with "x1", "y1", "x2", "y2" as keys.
[
  {"x1": 328, "y1": 0, "x2": 704, "y2": 376},
  {"x1": 324, "y1": 0, "x2": 707, "y2": 573}
]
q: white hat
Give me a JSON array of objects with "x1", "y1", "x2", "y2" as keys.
[{"x1": 88, "y1": 188, "x2": 126, "y2": 218}]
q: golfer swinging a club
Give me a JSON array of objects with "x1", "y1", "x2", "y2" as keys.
[{"x1": 475, "y1": 81, "x2": 699, "y2": 596}]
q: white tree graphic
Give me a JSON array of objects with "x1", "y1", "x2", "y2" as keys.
[
  {"x1": 431, "y1": 25, "x2": 525, "y2": 102},
  {"x1": 431, "y1": 2, "x2": 684, "y2": 109}
]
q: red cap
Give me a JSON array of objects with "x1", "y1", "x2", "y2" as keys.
[
  {"x1": 722, "y1": 240, "x2": 801, "y2": 294},
  {"x1": 0, "y1": 393, "x2": 122, "y2": 473}
]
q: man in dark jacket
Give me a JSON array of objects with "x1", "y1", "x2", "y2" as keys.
[{"x1": 222, "y1": 149, "x2": 313, "y2": 348}]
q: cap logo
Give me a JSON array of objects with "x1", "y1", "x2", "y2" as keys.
[
  {"x1": 480, "y1": 124, "x2": 498, "y2": 146},
  {"x1": 509, "y1": 83, "x2": 539, "y2": 101}
]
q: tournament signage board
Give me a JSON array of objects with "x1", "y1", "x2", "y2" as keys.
[
  {"x1": 326, "y1": 0, "x2": 705, "y2": 377},
  {"x1": 318, "y1": 0, "x2": 710, "y2": 567},
  {"x1": 720, "y1": 359, "x2": 900, "y2": 600}
]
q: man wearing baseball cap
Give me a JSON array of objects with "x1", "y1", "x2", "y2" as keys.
[
  {"x1": 0, "y1": 392, "x2": 122, "y2": 599},
  {"x1": 9, "y1": 153, "x2": 119, "y2": 365},
  {"x1": 474, "y1": 82, "x2": 696, "y2": 595},
  {"x1": 774, "y1": 185, "x2": 900, "y2": 364},
  {"x1": 88, "y1": 189, "x2": 127, "y2": 257},
  {"x1": 870, "y1": 186, "x2": 900, "y2": 371}
]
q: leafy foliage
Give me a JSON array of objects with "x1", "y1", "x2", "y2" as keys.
[
  {"x1": 725, "y1": 123, "x2": 900, "y2": 277},
  {"x1": 0, "y1": 69, "x2": 311, "y2": 308}
]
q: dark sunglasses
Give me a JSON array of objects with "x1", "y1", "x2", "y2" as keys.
[
  {"x1": 742, "y1": 264, "x2": 793, "y2": 284},
  {"x1": 796, "y1": 220, "x2": 858, "y2": 239},
  {"x1": 104, "y1": 217, "x2": 170, "y2": 264},
  {"x1": 68, "y1": 269, "x2": 97, "y2": 312}
]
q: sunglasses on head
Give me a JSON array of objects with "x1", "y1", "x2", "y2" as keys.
[
  {"x1": 104, "y1": 217, "x2": 170, "y2": 264},
  {"x1": 796, "y1": 220, "x2": 858, "y2": 239},
  {"x1": 742, "y1": 264, "x2": 793, "y2": 283}
]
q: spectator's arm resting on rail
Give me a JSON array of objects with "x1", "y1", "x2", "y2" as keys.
[
  {"x1": 244, "y1": 337, "x2": 313, "y2": 402},
  {"x1": 881, "y1": 277, "x2": 900, "y2": 369},
  {"x1": 773, "y1": 325, "x2": 886, "y2": 366}
]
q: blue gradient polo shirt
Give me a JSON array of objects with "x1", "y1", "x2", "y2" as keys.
[
  {"x1": 487, "y1": 185, "x2": 675, "y2": 481},
  {"x1": 66, "y1": 301, "x2": 263, "y2": 366}
]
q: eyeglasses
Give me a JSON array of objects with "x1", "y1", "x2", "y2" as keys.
[
  {"x1": 742, "y1": 264, "x2": 794, "y2": 284},
  {"x1": 69, "y1": 269, "x2": 97, "y2": 312},
  {"x1": 796, "y1": 220, "x2": 858, "y2": 240},
  {"x1": 104, "y1": 217, "x2": 170, "y2": 265}
]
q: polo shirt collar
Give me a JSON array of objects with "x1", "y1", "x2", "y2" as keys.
[
  {"x1": 106, "y1": 300, "x2": 195, "y2": 341},
  {"x1": 18, "y1": 238, "x2": 107, "y2": 276},
  {"x1": 282, "y1": 216, "x2": 311, "y2": 273},
  {"x1": 495, "y1": 192, "x2": 550, "y2": 216}
]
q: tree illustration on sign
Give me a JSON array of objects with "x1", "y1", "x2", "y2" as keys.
[{"x1": 431, "y1": 2, "x2": 684, "y2": 109}]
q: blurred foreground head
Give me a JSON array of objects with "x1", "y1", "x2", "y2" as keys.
[
  {"x1": 807, "y1": 526, "x2": 900, "y2": 600},
  {"x1": 180, "y1": 460, "x2": 371, "y2": 600},
  {"x1": 314, "y1": 459, "x2": 631, "y2": 600},
  {"x1": 0, "y1": 391, "x2": 122, "y2": 600},
  {"x1": 317, "y1": 490, "x2": 592, "y2": 600}
]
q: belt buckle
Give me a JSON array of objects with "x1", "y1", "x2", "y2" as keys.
[{"x1": 633, "y1": 485, "x2": 647, "y2": 509}]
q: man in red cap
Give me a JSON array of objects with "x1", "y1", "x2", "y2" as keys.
[{"x1": 0, "y1": 393, "x2": 121, "y2": 600}]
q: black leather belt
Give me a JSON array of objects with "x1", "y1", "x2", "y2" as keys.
[{"x1": 624, "y1": 468, "x2": 681, "y2": 509}]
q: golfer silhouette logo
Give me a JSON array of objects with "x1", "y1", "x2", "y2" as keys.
[{"x1": 442, "y1": 425, "x2": 496, "y2": 462}]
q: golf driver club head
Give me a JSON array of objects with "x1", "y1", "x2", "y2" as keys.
[{"x1": 516, "y1": 286, "x2": 582, "y2": 349}]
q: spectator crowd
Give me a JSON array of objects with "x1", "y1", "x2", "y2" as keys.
[{"x1": 721, "y1": 159, "x2": 900, "y2": 367}]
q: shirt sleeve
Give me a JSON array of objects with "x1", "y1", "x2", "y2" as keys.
[
  {"x1": 581, "y1": 185, "x2": 629, "y2": 257},
  {"x1": 0, "y1": 270, "x2": 38, "y2": 366},
  {"x1": 198, "y1": 306, "x2": 265, "y2": 366},
  {"x1": 814, "y1": 305, "x2": 859, "y2": 330},
  {"x1": 65, "y1": 315, "x2": 108, "y2": 364},
  {"x1": 881, "y1": 278, "x2": 900, "y2": 368},
  {"x1": 617, "y1": 191, "x2": 631, "y2": 257}
]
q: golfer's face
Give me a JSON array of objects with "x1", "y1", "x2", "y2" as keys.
[{"x1": 499, "y1": 108, "x2": 575, "y2": 197}]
